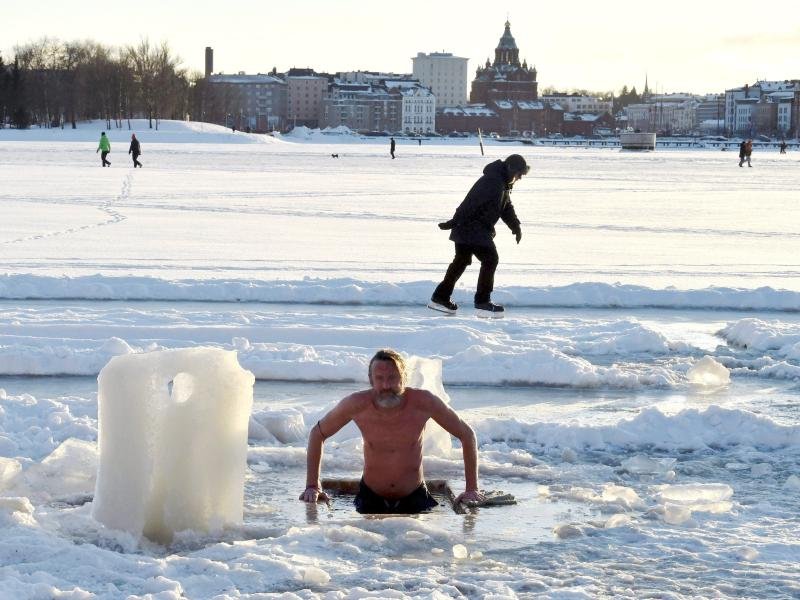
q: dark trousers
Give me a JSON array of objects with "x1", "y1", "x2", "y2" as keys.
[
  {"x1": 131, "y1": 152, "x2": 142, "y2": 167},
  {"x1": 433, "y1": 242, "x2": 499, "y2": 304},
  {"x1": 101, "y1": 151, "x2": 110, "y2": 166}
]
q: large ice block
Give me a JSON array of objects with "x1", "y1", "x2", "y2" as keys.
[
  {"x1": 92, "y1": 348, "x2": 255, "y2": 544},
  {"x1": 406, "y1": 356, "x2": 453, "y2": 457}
]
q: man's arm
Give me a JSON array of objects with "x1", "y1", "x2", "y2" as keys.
[
  {"x1": 426, "y1": 392, "x2": 485, "y2": 505},
  {"x1": 500, "y1": 199, "x2": 522, "y2": 243},
  {"x1": 299, "y1": 394, "x2": 361, "y2": 503}
]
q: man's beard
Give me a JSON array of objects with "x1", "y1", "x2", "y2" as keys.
[{"x1": 375, "y1": 391, "x2": 404, "y2": 409}]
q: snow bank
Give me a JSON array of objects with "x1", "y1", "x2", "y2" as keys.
[
  {"x1": 1, "y1": 275, "x2": 798, "y2": 311},
  {"x1": 720, "y1": 318, "x2": 800, "y2": 355},
  {"x1": 0, "y1": 119, "x2": 280, "y2": 144},
  {"x1": 0, "y1": 335, "x2": 682, "y2": 387},
  {"x1": 92, "y1": 348, "x2": 255, "y2": 544},
  {"x1": 473, "y1": 405, "x2": 800, "y2": 451}
]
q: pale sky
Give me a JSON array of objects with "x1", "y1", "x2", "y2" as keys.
[{"x1": 5, "y1": 0, "x2": 799, "y2": 94}]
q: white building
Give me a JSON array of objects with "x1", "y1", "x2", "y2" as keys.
[
  {"x1": 386, "y1": 80, "x2": 436, "y2": 134},
  {"x1": 623, "y1": 96, "x2": 698, "y2": 134},
  {"x1": 412, "y1": 52, "x2": 468, "y2": 108},
  {"x1": 776, "y1": 95, "x2": 793, "y2": 134},
  {"x1": 725, "y1": 80, "x2": 800, "y2": 135},
  {"x1": 540, "y1": 94, "x2": 612, "y2": 115}
]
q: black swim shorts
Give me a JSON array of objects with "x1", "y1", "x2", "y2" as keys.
[{"x1": 354, "y1": 478, "x2": 438, "y2": 514}]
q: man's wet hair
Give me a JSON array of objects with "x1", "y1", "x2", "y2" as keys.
[{"x1": 368, "y1": 349, "x2": 407, "y2": 384}]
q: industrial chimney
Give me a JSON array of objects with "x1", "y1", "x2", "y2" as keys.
[{"x1": 205, "y1": 47, "x2": 213, "y2": 78}]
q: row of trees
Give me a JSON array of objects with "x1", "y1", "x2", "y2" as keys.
[{"x1": 0, "y1": 38, "x2": 202, "y2": 129}]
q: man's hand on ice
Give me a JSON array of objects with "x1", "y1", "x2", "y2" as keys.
[
  {"x1": 299, "y1": 486, "x2": 330, "y2": 503},
  {"x1": 455, "y1": 489, "x2": 486, "y2": 507}
]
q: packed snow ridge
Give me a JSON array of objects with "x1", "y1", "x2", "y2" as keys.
[{"x1": 1, "y1": 275, "x2": 799, "y2": 311}]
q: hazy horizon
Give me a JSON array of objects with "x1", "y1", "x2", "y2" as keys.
[{"x1": 5, "y1": 0, "x2": 799, "y2": 95}]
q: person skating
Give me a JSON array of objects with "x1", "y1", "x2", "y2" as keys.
[
  {"x1": 128, "y1": 133, "x2": 142, "y2": 168},
  {"x1": 97, "y1": 132, "x2": 111, "y2": 167},
  {"x1": 745, "y1": 139, "x2": 753, "y2": 167},
  {"x1": 780, "y1": 140, "x2": 787, "y2": 154},
  {"x1": 430, "y1": 154, "x2": 528, "y2": 316},
  {"x1": 390, "y1": 137, "x2": 396, "y2": 159}
]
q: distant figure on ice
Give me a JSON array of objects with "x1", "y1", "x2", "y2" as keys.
[
  {"x1": 390, "y1": 136, "x2": 396, "y2": 159},
  {"x1": 97, "y1": 132, "x2": 111, "y2": 167},
  {"x1": 300, "y1": 349, "x2": 483, "y2": 514},
  {"x1": 780, "y1": 140, "x2": 787, "y2": 154},
  {"x1": 739, "y1": 139, "x2": 753, "y2": 167},
  {"x1": 128, "y1": 134, "x2": 142, "y2": 168},
  {"x1": 418, "y1": 138, "x2": 422, "y2": 146},
  {"x1": 429, "y1": 154, "x2": 528, "y2": 316}
]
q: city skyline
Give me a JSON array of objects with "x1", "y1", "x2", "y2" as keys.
[{"x1": 5, "y1": 0, "x2": 799, "y2": 95}]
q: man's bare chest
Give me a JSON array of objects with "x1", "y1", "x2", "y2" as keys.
[{"x1": 354, "y1": 410, "x2": 429, "y2": 450}]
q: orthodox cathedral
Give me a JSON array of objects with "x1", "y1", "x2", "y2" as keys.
[{"x1": 470, "y1": 21, "x2": 538, "y2": 104}]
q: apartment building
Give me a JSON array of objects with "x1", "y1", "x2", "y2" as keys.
[
  {"x1": 385, "y1": 80, "x2": 436, "y2": 133},
  {"x1": 286, "y1": 68, "x2": 328, "y2": 128},
  {"x1": 207, "y1": 73, "x2": 287, "y2": 131},
  {"x1": 541, "y1": 93, "x2": 612, "y2": 115},
  {"x1": 725, "y1": 80, "x2": 800, "y2": 136},
  {"x1": 412, "y1": 52, "x2": 468, "y2": 107}
]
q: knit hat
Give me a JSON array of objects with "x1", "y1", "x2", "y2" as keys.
[{"x1": 505, "y1": 154, "x2": 530, "y2": 176}]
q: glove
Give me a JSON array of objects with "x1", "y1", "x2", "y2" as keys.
[
  {"x1": 438, "y1": 220, "x2": 454, "y2": 230},
  {"x1": 513, "y1": 228, "x2": 522, "y2": 244}
]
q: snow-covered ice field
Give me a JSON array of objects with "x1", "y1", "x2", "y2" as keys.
[{"x1": 1, "y1": 121, "x2": 799, "y2": 598}]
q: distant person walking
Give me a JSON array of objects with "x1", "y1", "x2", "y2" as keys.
[
  {"x1": 390, "y1": 137, "x2": 396, "y2": 159},
  {"x1": 429, "y1": 154, "x2": 528, "y2": 317},
  {"x1": 97, "y1": 132, "x2": 111, "y2": 167},
  {"x1": 128, "y1": 134, "x2": 143, "y2": 168},
  {"x1": 780, "y1": 140, "x2": 787, "y2": 154},
  {"x1": 738, "y1": 139, "x2": 752, "y2": 167}
]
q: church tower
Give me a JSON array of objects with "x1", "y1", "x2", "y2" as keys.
[
  {"x1": 470, "y1": 20, "x2": 538, "y2": 104},
  {"x1": 494, "y1": 21, "x2": 520, "y2": 67}
]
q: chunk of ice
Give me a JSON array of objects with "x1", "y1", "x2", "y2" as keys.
[
  {"x1": 0, "y1": 457, "x2": 21, "y2": 489},
  {"x1": 553, "y1": 524, "x2": 583, "y2": 539},
  {"x1": 784, "y1": 475, "x2": 800, "y2": 491},
  {"x1": 663, "y1": 503, "x2": 693, "y2": 525},
  {"x1": 601, "y1": 484, "x2": 645, "y2": 510},
  {"x1": 687, "y1": 356, "x2": 730, "y2": 387},
  {"x1": 92, "y1": 348, "x2": 254, "y2": 544},
  {"x1": 302, "y1": 566, "x2": 331, "y2": 585},
  {"x1": 620, "y1": 455, "x2": 676, "y2": 476}
]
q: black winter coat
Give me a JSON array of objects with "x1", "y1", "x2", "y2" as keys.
[
  {"x1": 129, "y1": 139, "x2": 141, "y2": 155},
  {"x1": 442, "y1": 159, "x2": 521, "y2": 247}
]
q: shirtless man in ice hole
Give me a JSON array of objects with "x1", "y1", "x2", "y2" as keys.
[{"x1": 299, "y1": 349, "x2": 485, "y2": 513}]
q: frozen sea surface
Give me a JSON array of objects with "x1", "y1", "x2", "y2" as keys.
[{"x1": 1, "y1": 124, "x2": 799, "y2": 599}]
